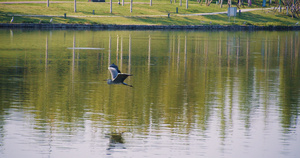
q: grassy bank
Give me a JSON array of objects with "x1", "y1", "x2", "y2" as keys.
[{"x1": 0, "y1": 1, "x2": 299, "y2": 26}]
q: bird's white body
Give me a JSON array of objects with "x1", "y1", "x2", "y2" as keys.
[{"x1": 10, "y1": 17, "x2": 14, "y2": 23}]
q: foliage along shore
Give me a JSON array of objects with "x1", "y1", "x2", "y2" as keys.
[{"x1": 1, "y1": 23, "x2": 300, "y2": 30}]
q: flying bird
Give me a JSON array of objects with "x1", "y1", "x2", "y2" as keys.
[
  {"x1": 10, "y1": 17, "x2": 14, "y2": 23},
  {"x1": 106, "y1": 64, "x2": 133, "y2": 87}
]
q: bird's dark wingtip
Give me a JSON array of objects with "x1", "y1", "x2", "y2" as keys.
[
  {"x1": 109, "y1": 63, "x2": 121, "y2": 73},
  {"x1": 109, "y1": 63, "x2": 116, "y2": 67}
]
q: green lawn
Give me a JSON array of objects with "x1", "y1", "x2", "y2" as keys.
[
  {"x1": 0, "y1": 1, "x2": 299, "y2": 26},
  {"x1": 0, "y1": 0, "x2": 160, "y2": 1}
]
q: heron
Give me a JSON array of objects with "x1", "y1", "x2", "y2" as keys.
[
  {"x1": 50, "y1": 18, "x2": 53, "y2": 23},
  {"x1": 106, "y1": 64, "x2": 133, "y2": 87},
  {"x1": 10, "y1": 17, "x2": 14, "y2": 23}
]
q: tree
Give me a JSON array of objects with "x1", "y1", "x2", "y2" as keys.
[
  {"x1": 186, "y1": 0, "x2": 188, "y2": 8},
  {"x1": 248, "y1": 0, "x2": 252, "y2": 6},
  {"x1": 130, "y1": 0, "x2": 133, "y2": 13},
  {"x1": 220, "y1": 0, "x2": 224, "y2": 7},
  {"x1": 204, "y1": 0, "x2": 214, "y2": 6},
  {"x1": 274, "y1": 0, "x2": 300, "y2": 18},
  {"x1": 110, "y1": 0, "x2": 112, "y2": 13},
  {"x1": 74, "y1": 0, "x2": 76, "y2": 13}
]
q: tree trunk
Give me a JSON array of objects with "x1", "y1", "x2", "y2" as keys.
[
  {"x1": 206, "y1": 0, "x2": 213, "y2": 6},
  {"x1": 74, "y1": 0, "x2": 76, "y2": 13},
  {"x1": 130, "y1": 0, "x2": 133, "y2": 13},
  {"x1": 186, "y1": 0, "x2": 188, "y2": 9},
  {"x1": 110, "y1": 0, "x2": 112, "y2": 13}
]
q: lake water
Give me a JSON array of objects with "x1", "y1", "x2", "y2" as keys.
[{"x1": 0, "y1": 29, "x2": 299, "y2": 158}]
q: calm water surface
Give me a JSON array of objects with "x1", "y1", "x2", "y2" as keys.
[{"x1": 0, "y1": 29, "x2": 299, "y2": 158}]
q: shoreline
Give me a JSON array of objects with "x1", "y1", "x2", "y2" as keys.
[{"x1": 1, "y1": 23, "x2": 300, "y2": 31}]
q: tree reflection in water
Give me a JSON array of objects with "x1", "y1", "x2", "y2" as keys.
[{"x1": 0, "y1": 30, "x2": 299, "y2": 158}]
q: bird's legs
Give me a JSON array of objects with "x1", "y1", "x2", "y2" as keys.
[{"x1": 122, "y1": 83, "x2": 133, "y2": 87}]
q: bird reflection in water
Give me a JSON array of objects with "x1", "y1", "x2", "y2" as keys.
[
  {"x1": 106, "y1": 132, "x2": 126, "y2": 151},
  {"x1": 106, "y1": 63, "x2": 133, "y2": 87}
]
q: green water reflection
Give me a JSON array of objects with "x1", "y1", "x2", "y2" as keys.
[{"x1": 0, "y1": 29, "x2": 299, "y2": 158}]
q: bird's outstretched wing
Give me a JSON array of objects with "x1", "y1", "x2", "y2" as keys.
[
  {"x1": 113, "y1": 73, "x2": 132, "y2": 83},
  {"x1": 108, "y1": 67, "x2": 118, "y2": 80},
  {"x1": 108, "y1": 63, "x2": 132, "y2": 84},
  {"x1": 109, "y1": 64, "x2": 121, "y2": 73},
  {"x1": 108, "y1": 63, "x2": 122, "y2": 80}
]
